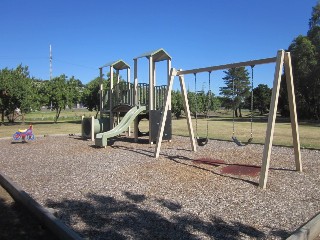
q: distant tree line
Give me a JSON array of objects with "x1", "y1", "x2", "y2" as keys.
[
  {"x1": 0, "y1": 68, "x2": 119, "y2": 123},
  {"x1": 0, "y1": 66, "x2": 84, "y2": 123}
]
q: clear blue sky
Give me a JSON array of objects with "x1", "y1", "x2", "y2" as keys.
[{"x1": 0, "y1": 0, "x2": 317, "y2": 94}]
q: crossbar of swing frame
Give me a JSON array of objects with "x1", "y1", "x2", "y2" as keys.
[{"x1": 175, "y1": 57, "x2": 277, "y2": 76}]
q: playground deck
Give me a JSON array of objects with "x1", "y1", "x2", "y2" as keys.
[{"x1": 0, "y1": 135, "x2": 319, "y2": 239}]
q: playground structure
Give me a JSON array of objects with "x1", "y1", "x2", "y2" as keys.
[
  {"x1": 82, "y1": 49, "x2": 172, "y2": 147},
  {"x1": 82, "y1": 48, "x2": 301, "y2": 189},
  {"x1": 154, "y1": 49, "x2": 302, "y2": 189}
]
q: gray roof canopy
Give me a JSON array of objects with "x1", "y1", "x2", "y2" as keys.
[
  {"x1": 134, "y1": 48, "x2": 171, "y2": 62},
  {"x1": 100, "y1": 60, "x2": 130, "y2": 70}
]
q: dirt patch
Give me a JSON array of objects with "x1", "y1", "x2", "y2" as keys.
[{"x1": 220, "y1": 165, "x2": 261, "y2": 177}]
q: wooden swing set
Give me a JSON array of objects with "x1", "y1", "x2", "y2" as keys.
[{"x1": 154, "y1": 50, "x2": 302, "y2": 189}]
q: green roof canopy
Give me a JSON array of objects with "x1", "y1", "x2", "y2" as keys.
[
  {"x1": 134, "y1": 48, "x2": 171, "y2": 62},
  {"x1": 100, "y1": 60, "x2": 130, "y2": 70}
]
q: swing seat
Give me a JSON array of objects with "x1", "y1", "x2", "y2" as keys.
[
  {"x1": 232, "y1": 136, "x2": 243, "y2": 146},
  {"x1": 247, "y1": 137, "x2": 253, "y2": 144},
  {"x1": 197, "y1": 137, "x2": 208, "y2": 146},
  {"x1": 232, "y1": 136, "x2": 253, "y2": 146}
]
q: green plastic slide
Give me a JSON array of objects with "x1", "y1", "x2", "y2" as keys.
[{"x1": 95, "y1": 105, "x2": 146, "y2": 147}]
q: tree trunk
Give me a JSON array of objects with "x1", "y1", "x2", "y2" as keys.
[
  {"x1": 8, "y1": 110, "x2": 15, "y2": 123},
  {"x1": 234, "y1": 108, "x2": 238, "y2": 118},
  {"x1": 55, "y1": 108, "x2": 62, "y2": 123},
  {"x1": 1, "y1": 109, "x2": 4, "y2": 123},
  {"x1": 22, "y1": 113, "x2": 25, "y2": 124},
  {"x1": 239, "y1": 107, "x2": 242, "y2": 117}
]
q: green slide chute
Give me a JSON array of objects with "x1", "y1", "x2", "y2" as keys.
[{"x1": 95, "y1": 105, "x2": 146, "y2": 147}]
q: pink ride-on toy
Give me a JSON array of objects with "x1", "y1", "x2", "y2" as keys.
[{"x1": 12, "y1": 125, "x2": 35, "y2": 141}]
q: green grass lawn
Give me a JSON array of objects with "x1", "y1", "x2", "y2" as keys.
[
  {"x1": 1, "y1": 109, "x2": 319, "y2": 149},
  {"x1": 172, "y1": 117, "x2": 320, "y2": 149}
]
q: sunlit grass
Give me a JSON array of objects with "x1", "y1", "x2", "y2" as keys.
[
  {"x1": 171, "y1": 116, "x2": 320, "y2": 149},
  {"x1": 0, "y1": 121, "x2": 82, "y2": 138},
  {"x1": 1, "y1": 109, "x2": 319, "y2": 149}
]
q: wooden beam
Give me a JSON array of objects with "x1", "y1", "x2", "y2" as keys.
[
  {"x1": 154, "y1": 68, "x2": 197, "y2": 158},
  {"x1": 109, "y1": 66, "x2": 114, "y2": 130},
  {"x1": 134, "y1": 59, "x2": 138, "y2": 142},
  {"x1": 99, "y1": 67, "x2": 103, "y2": 120},
  {"x1": 154, "y1": 68, "x2": 177, "y2": 158},
  {"x1": 284, "y1": 52, "x2": 302, "y2": 171},
  {"x1": 149, "y1": 56, "x2": 154, "y2": 144},
  {"x1": 167, "y1": 59, "x2": 172, "y2": 110},
  {"x1": 176, "y1": 57, "x2": 277, "y2": 76},
  {"x1": 127, "y1": 68, "x2": 131, "y2": 137},
  {"x1": 179, "y1": 74, "x2": 196, "y2": 151},
  {"x1": 0, "y1": 172, "x2": 82, "y2": 240},
  {"x1": 259, "y1": 50, "x2": 285, "y2": 189},
  {"x1": 91, "y1": 116, "x2": 94, "y2": 141}
]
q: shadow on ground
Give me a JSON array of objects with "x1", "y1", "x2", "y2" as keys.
[
  {"x1": 0, "y1": 186, "x2": 56, "y2": 240},
  {"x1": 46, "y1": 191, "x2": 290, "y2": 239}
]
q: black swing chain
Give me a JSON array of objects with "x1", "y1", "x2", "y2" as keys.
[
  {"x1": 194, "y1": 73, "x2": 198, "y2": 138},
  {"x1": 206, "y1": 71, "x2": 212, "y2": 139},
  {"x1": 232, "y1": 76, "x2": 235, "y2": 137}
]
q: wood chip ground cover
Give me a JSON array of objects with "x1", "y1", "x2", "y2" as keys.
[{"x1": 0, "y1": 135, "x2": 319, "y2": 239}]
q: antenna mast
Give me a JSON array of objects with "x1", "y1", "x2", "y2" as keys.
[{"x1": 49, "y1": 44, "x2": 52, "y2": 80}]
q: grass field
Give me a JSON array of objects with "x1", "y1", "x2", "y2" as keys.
[{"x1": 0, "y1": 109, "x2": 319, "y2": 149}]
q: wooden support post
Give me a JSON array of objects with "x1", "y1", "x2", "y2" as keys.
[
  {"x1": 81, "y1": 116, "x2": 84, "y2": 138},
  {"x1": 149, "y1": 56, "x2": 154, "y2": 144},
  {"x1": 259, "y1": 50, "x2": 285, "y2": 189},
  {"x1": 116, "y1": 69, "x2": 120, "y2": 125},
  {"x1": 149, "y1": 56, "x2": 154, "y2": 110},
  {"x1": 155, "y1": 68, "x2": 176, "y2": 158},
  {"x1": 134, "y1": 59, "x2": 139, "y2": 142},
  {"x1": 109, "y1": 66, "x2": 114, "y2": 130},
  {"x1": 155, "y1": 68, "x2": 196, "y2": 158},
  {"x1": 167, "y1": 59, "x2": 172, "y2": 111},
  {"x1": 99, "y1": 67, "x2": 103, "y2": 120},
  {"x1": 284, "y1": 52, "x2": 302, "y2": 171},
  {"x1": 91, "y1": 116, "x2": 95, "y2": 141},
  {"x1": 127, "y1": 67, "x2": 131, "y2": 137},
  {"x1": 179, "y1": 74, "x2": 196, "y2": 152},
  {"x1": 259, "y1": 50, "x2": 302, "y2": 189},
  {"x1": 0, "y1": 172, "x2": 82, "y2": 240}
]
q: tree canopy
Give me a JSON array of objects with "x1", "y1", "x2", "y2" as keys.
[
  {"x1": 219, "y1": 67, "x2": 251, "y2": 117},
  {"x1": 43, "y1": 75, "x2": 82, "y2": 123},
  {"x1": 0, "y1": 65, "x2": 36, "y2": 122},
  {"x1": 280, "y1": 1, "x2": 320, "y2": 120}
]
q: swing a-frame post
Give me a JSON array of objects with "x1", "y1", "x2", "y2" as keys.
[
  {"x1": 259, "y1": 50, "x2": 302, "y2": 189},
  {"x1": 154, "y1": 49, "x2": 301, "y2": 189}
]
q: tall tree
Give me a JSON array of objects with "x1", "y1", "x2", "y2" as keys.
[
  {"x1": 220, "y1": 67, "x2": 250, "y2": 117},
  {"x1": 67, "y1": 76, "x2": 83, "y2": 108},
  {"x1": 0, "y1": 65, "x2": 35, "y2": 123},
  {"x1": 252, "y1": 84, "x2": 272, "y2": 115},
  {"x1": 45, "y1": 74, "x2": 81, "y2": 123},
  {"x1": 32, "y1": 79, "x2": 51, "y2": 111},
  {"x1": 281, "y1": 1, "x2": 320, "y2": 119},
  {"x1": 309, "y1": 1, "x2": 320, "y2": 29}
]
